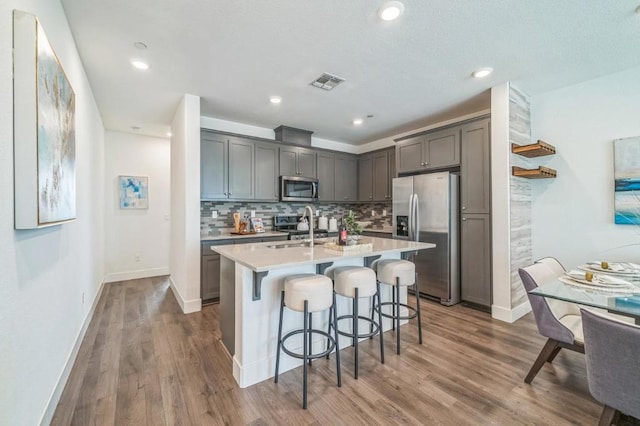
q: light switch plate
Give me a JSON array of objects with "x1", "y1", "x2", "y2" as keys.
[
  {"x1": 382, "y1": 210, "x2": 387, "y2": 217},
  {"x1": 211, "y1": 210, "x2": 217, "y2": 218},
  {"x1": 250, "y1": 210, "x2": 256, "y2": 218}
]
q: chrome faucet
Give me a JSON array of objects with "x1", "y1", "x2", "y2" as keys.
[{"x1": 303, "y1": 205, "x2": 314, "y2": 247}]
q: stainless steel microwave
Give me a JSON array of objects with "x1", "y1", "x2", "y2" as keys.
[{"x1": 280, "y1": 176, "x2": 319, "y2": 202}]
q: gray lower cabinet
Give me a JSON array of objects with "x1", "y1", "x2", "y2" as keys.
[
  {"x1": 461, "y1": 118, "x2": 491, "y2": 214},
  {"x1": 396, "y1": 127, "x2": 460, "y2": 174},
  {"x1": 255, "y1": 142, "x2": 279, "y2": 201},
  {"x1": 279, "y1": 146, "x2": 317, "y2": 178},
  {"x1": 335, "y1": 154, "x2": 357, "y2": 201},
  {"x1": 317, "y1": 152, "x2": 335, "y2": 201},
  {"x1": 460, "y1": 213, "x2": 491, "y2": 308}
]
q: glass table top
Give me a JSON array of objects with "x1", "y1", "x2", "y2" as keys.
[{"x1": 531, "y1": 279, "x2": 640, "y2": 319}]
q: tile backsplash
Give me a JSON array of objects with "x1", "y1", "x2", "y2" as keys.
[{"x1": 201, "y1": 201, "x2": 392, "y2": 234}]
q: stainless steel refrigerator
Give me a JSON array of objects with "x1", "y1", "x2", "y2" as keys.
[{"x1": 392, "y1": 172, "x2": 460, "y2": 306}]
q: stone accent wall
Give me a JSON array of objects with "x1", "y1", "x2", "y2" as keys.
[
  {"x1": 201, "y1": 201, "x2": 392, "y2": 234},
  {"x1": 509, "y1": 85, "x2": 534, "y2": 309}
]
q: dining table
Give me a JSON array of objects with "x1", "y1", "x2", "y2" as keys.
[{"x1": 530, "y1": 261, "x2": 640, "y2": 325}]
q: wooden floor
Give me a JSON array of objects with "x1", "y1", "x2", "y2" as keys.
[{"x1": 51, "y1": 276, "x2": 636, "y2": 425}]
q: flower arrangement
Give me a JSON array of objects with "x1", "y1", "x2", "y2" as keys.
[{"x1": 344, "y1": 211, "x2": 363, "y2": 236}]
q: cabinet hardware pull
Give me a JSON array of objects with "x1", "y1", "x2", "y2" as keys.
[
  {"x1": 462, "y1": 218, "x2": 466, "y2": 221},
  {"x1": 462, "y1": 206, "x2": 466, "y2": 210}
]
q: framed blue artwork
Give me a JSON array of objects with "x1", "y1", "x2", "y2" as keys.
[
  {"x1": 119, "y1": 176, "x2": 149, "y2": 209},
  {"x1": 614, "y1": 137, "x2": 640, "y2": 225}
]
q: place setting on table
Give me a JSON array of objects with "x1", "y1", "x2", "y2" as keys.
[{"x1": 560, "y1": 261, "x2": 640, "y2": 294}]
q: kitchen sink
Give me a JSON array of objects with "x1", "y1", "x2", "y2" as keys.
[{"x1": 266, "y1": 241, "x2": 326, "y2": 249}]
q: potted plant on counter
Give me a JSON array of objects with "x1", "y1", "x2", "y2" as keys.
[{"x1": 344, "y1": 211, "x2": 363, "y2": 245}]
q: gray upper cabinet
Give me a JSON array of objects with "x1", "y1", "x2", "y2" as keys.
[
  {"x1": 461, "y1": 119, "x2": 491, "y2": 214},
  {"x1": 396, "y1": 128, "x2": 460, "y2": 174},
  {"x1": 373, "y1": 150, "x2": 392, "y2": 201},
  {"x1": 358, "y1": 148, "x2": 394, "y2": 202},
  {"x1": 397, "y1": 136, "x2": 424, "y2": 174},
  {"x1": 255, "y1": 142, "x2": 279, "y2": 201},
  {"x1": 317, "y1": 152, "x2": 335, "y2": 201},
  {"x1": 335, "y1": 154, "x2": 357, "y2": 202},
  {"x1": 389, "y1": 151, "x2": 396, "y2": 199},
  {"x1": 201, "y1": 132, "x2": 228, "y2": 200},
  {"x1": 460, "y1": 213, "x2": 491, "y2": 308},
  {"x1": 279, "y1": 146, "x2": 317, "y2": 178},
  {"x1": 358, "y1": 154, "x2": 373, "y2": 201},
  {"x1": 228, "y1": 139, "x2": 254, "y2": 199}
]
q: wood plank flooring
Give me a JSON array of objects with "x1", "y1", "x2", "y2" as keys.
[{"x1": 51, "y1": 277, "x2": 637, "y2": 425}]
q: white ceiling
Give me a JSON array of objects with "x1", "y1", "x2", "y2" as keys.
[{"x1": 60, "y1": 0, "x2": 640, "y2": 144}]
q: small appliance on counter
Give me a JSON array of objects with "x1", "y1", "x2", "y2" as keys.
[{"x1": 274, "y1": 215, "x2": 331, "y2": 240}]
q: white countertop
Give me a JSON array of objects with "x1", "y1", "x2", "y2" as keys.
[
  {"x1": 201, "y1": 231, "x2": 289, "y2": 242},
  {"x1": 212, "y1": 236, "x2": 435, "y2": 272}
]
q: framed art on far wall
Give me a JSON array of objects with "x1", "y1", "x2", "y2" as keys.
[
  {"x1": 13, "y1": 10, "x2": 76, "y2": 229},
  {"x1": 119, "y1": 176, "x2": 149, "y2": 209},
  {"x1": 613, "y1": 136, "x2": 640, "y2": 225}
]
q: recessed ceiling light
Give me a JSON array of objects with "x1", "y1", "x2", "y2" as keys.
[
  {"x1": 134, "y1": 41, "x2": 148, "y2": 50},
  {"x1": 353, "y1": 118, "x2": 364, "y2": 125},
  {"x1": 130, "y1": 59, "x2": 150, "y2": 71},
  {"x1": 166, "y1": 132, "x2": 172, "y2": 137},
  {"x1": 269, "y1": 96, "x2": 282, "y2": 104},
  {"x1": 472, "y1": 67, "x2": 494, "y2": 78},
  {"x1": 378, "y1": 1, "x2": 405, "y2": 21}
]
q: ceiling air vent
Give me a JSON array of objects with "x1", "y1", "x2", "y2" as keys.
[{"x1": 310, "y1": 73, "x2": 345, "y2": 91}]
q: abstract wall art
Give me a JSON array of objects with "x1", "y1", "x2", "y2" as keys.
[
  {"x1": 119, "y1": 176, "x2": 149, "y2": 209},
  {"x1": 613, "y1": 137, "x2": 640, "y2": 225},
  {"x1": 13, "y1": 11, "x2": 76, "y2": 229}
]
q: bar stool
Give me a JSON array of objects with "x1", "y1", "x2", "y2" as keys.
[
  {"x1": 274, "y1": 273, "x2": 341, "y2": 409},
  {"x1": 326, "y1": 266, "x2": 384, "y2": 379},
  {"x1": 372, "y1": 259, "x2": 422, "y2": 354}
]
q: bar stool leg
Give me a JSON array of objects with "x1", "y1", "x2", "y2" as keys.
[
  {"x1": 333, "y1": 292, "x2": 342, "y2": 387},
  {"x1": 302, "y1": 300, "x2": 309, "y2": 409},
  {"x1": 274, "y1": 290, "x2": 285, "y2": 383},
  {"x1": 353, "y1": 287, "x2": 359, "y2": 379},
  {"x1": 369, "y1": 294, "x2": 375, "y2": 338},
  {"x1": 415, "y1": 273, "x2": 423, "y2": 345},
  {"x1": 396, "y1": 277, "x2": 401, "y2": 355},
  {"x1": 308, "y1": 313, "x2": 313, "y2": 366},
  {"x1": 376, "y1": 281, "x2": 385, "y2": 364},
  {"x1": 326, "y1": 302, "x2": 333, "y2": 360},
  {"x1": 391, "y1": 288, "x2": 396, "y2": 331}
]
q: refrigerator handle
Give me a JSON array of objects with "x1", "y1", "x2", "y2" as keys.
[
  {"x1": 408, "y1": 194, "x2": 414, "y2": 240},
  {"x1": 413, "y1": 194, "x2": 420, "y2": 243}
]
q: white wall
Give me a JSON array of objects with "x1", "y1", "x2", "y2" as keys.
[
  {"x1": 0, "y1": 1, "x2": 105, "y2": 424},
  {"x1": 530, "y1": 66, "x2": 640, "y2": 268},
  {"x1": 104, "y1": 131, "x2": 170, "y2": 282},
  {"x1": 170, "y1": 94, "x2": 202, "y2": 313}
]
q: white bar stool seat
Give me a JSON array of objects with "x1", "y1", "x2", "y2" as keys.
[
  {"x1": 326, "y1": 266, "x2": 384, "y2": 379},
  {"x1": 372, "y1": 259, "x2": 423, "y2": 354},
  {"x1": 274, "y1": 273, "x2": 341, "y2": 409}
]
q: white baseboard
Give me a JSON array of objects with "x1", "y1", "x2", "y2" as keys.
[
  {"x1": 168, "y1": 277, "x2": 202, "y2": 314},
  {"x1": 39, "y1": 281, "x2": 106, "y2": 426},
  {"x1": 104, "y1": 267, "x2": 170, "y2": 283},
  {"x1": 491, "y1": 300, "x2": 531, "y2": 323}
]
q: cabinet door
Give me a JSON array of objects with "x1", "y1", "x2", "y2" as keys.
[
  {"x1": 201, "y1": 254, "x2": 221, "y2": 301},
  {"x1": 297, "y1": 148, "x2": 317, "y2": 178},
  {"x1": 460, "y1": 214, "x2": 491, "y2": 308},
  {"x1": 317, "y1": 152, "x2": 335, "y2": 201},
  {"x1": 279, "y1": 147, "x2": 298, "y2": 176},
  {"x1": 397, "y1": 137, "x2": 424, "y2": 173},
  {"x1": 335, "y1": 155, "x2": 357, "y2": 201},
  {"x1": 461, "y1": 119, "x2": 491, "y2": 214},
  {"x1": 255, "y1": 142, "x2": 279, "y2": 201},
  {"x1": 200, "y1": 133, "x2": 228, "y2": 199},
  {"x1": 358, "y1": 154, "x2": 373, "y2": 201},
  {"x1": 388, "y1": 150, "x2": 396, "y2": 200},
  {"x1": 425, "y1": 128, "x2": 460, "y2": 169},
  {"x1": 228, "y1": 139, "x2": 254, "y2": 199},
  {"x1": 373, "y1": 151, "x2": 390, "y2": 201}
]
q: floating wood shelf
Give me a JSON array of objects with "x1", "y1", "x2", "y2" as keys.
[
  {"x1": 512, "y1": 166, "x2": 557, "y2": 179},
  {"x1": 511, "y1": 140, "x2": 556, "y2": 158}
]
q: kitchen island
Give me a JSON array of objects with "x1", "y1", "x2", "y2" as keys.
[{"x1": 212, "y1": 236, "x2": 435, "y2": 388}]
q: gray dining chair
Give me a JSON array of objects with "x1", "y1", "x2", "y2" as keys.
[
  {"x1": 581, "y1": 309, "x2": 640, "y2": 425},
  {"x1": 518, "y1": 262, "x2": 584, "y2": 384}
]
